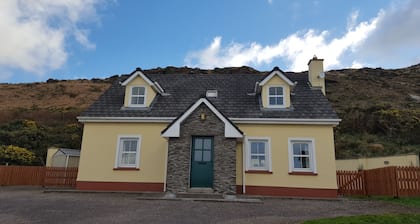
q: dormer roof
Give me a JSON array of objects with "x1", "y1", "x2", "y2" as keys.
[
  {"x1": 121, "y1": 68, "x2": 165, "y2": 94},
  {"x1": 258, "y1": 67, "x2": 295, "y2": 87}
]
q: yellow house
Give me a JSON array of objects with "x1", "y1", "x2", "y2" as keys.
[{"x1": 77, "y1": 56, "x2": 341, "y2": 197}]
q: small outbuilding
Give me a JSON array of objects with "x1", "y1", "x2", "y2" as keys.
[{"x1": 46, "y1": 147, "x2": 80, "y2": 168}]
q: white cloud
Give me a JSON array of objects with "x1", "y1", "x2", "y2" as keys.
[
  {"x1": 0, "y1": 0, "x2": 104, "y2": 80},
  {"x1": 185, "y1": 0, "x2": 420, "y2": 71}
]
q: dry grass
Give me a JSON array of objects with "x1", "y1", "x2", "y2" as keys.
[{"x1": 0, "y1": 80, "x2": 110, "y2": 110}]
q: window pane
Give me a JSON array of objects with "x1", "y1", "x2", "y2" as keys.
[
  {"x1": 258, "y1": 156, "x2": 265, "y2": 167},
  {"x1": 293, "y1": 143, "x2": 300, "y2": 155},
  {"x1": 276, "y1": 96, "x2": 283, "y2": 105},
  {"x1": 269, "y1": 87, "x2": 276, "y2": 95},
  {"x1": 269, "y1": 97, "x2": 276, "y2": 105},
  {"x1": 137, "y1": 87, "x2": 145, "y2": 95},
  {"x1": 251, "y1": 155, "x2": 259, "y2": 167},
  {"x1": 251, "y1": 142, "x2": 258, "y2": 154},
  {"x1": 121, "y1": 153, "x2": 136, "y2": 165},
  {"x1": 301, "y1": 157, "x2": 310, "y2": 168},
  {"x1": 203, "y1": 139, "x2": 212, "y2": 150},
  {"x1": 194, "y1": 150, "x2": 202, "y2": 161},
  {"x1": 195, "y1": 138, "x2": 203, "y2": 149},
  {"x1": 131, "y1": 96, "x2": 145, "y2": 105},
  {"x1": 203, "y1": 151, "x2": 211, "y2": 162},
  {"x1": 132, "y1": 87, "x2": 139, "y2": 95},
  {"x1": 257, "y1": 142, "x2": 265, "y2": 154},
  {"x1": 123, "y1": 140, "x2": 137, "y2": 152},
  {"x1": 294, "y1": 157, "x2": 302, "y2": 168},
  {"x1": 132, "y1": 87, "x2": 145, "y2": 95},
  {"x1": 269, "y1": 87, "x2": 282, "y2": 95}
]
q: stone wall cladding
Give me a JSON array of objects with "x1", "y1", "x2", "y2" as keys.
[{"x1": 166, "y1": 103, "x2": 237, "y2": 194}]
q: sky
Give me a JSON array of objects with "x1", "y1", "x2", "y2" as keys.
[{"x1": 0, "y1": 0, "x2": 419, "y2": 83}]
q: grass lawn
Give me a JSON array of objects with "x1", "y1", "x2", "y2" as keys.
[
  {"x1": 303, "y1": 197, "x2": 420, "y2": 223},
  {"x1": 373, "y1": 196, "x2": 420, "y2": 208},
  {"x1": 302, "y1": 214, "x2": 420, "y2": 224}
]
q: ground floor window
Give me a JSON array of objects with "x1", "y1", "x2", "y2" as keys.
[
  {"x1": 115, "y1": 136, "x2": 141, "y2": 168},
  {"x1": 288, "y1": 138, "x2": 316, "y2": 173},
  {"x1": 246, "y1": 138, "x2": 271, "y2": 171}
]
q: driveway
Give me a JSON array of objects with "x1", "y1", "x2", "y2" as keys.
[{"x1": 0, "y1": 187, "x2": 418, "y2": 224}]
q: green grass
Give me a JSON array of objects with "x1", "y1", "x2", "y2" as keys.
[
  {"x1": 373, "y1": 196, "x2": 420, "y2": 208},
  {"x1": 303, "y1": 214, "x2": 420, "y2": 224}
]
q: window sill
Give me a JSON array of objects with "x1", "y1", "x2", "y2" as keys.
[
  {"x1": 288, "y1": 171, "x2": 317, "y2": 176},
  {"x1": 245, "y1": 170, "x2": 273, "y2": 174},
  {"x1": 113, "y1": 168, "x2": 140, "y2": 171}
]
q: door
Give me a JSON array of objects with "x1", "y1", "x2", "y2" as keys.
[{"x1": 190, "y1": 136, "x2": 214, "y2": 188}]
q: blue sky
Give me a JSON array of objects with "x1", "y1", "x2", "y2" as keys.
[{"x1": 0, "y1": 0, "x2": 419, "y2": 83}]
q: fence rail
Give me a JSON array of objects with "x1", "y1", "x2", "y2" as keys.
[
  {"x1": 0, "y1": 166, "x2": 78, "y2": 188},
  {"x1": 337, "y1": 166, "x2": 420, "y2": 197}
]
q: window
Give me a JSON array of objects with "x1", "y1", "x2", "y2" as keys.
[
  {"x1": 268, "y1": 86, "x2": 284, "y2": 107},
  {"x1": 247, "y1": 138, "x2": 271, "y2": 171},
  {"x1": 115, "y1": 136, "x2": 141, "y2": 168},
  {"x1": 130, "y1": 86, "x2": 146, "y2": 106},
  {"x1": 288, "y1": 139, "x2": 316, "y2": 173}
]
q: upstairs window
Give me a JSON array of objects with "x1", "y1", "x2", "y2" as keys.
[
  {"x1": 268, "y1": 86, "x2": 284, "y2": 107},
  {"x1": 130, "y1": 86, "x2": 146, "y2": 107}
]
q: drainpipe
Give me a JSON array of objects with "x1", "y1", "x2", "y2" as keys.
[
  {"x1": 242, "y1": 134, "x2": 247, "y2": 194},
  {"x1": 163, "y1": 138, "x2": 169, "y2": 192}
]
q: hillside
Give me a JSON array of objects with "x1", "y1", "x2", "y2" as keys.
[{"x1": 0, "y1": 64, "x2": 419, "y2": 164}]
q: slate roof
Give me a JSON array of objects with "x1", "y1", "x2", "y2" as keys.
[{"x1": 80, "y1": 71, "x2": 339, "y2": 120}]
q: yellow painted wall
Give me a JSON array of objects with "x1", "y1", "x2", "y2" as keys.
[
  {"x1": 79, "y1": 121, "x2": 336, "y2": 189},
  {"x1": 124, "y1": 76, "x2": 156, "y2": 107},
  {"x1": 77, "y1": 122, "x2": 167, "y2": 183},
  {"x1": 261, "y1": 75, "x2": 291, "y2": 108},
  {"x1": 336, "y1": 154, "x2": 420, "y2": 171},
  {"x1": 236, "y1": 124, "x2": 337, "y2": 189}
]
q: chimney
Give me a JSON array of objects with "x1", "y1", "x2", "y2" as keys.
[{"x1": 307, "y1": 55, "x2": 326, "y2": 95}]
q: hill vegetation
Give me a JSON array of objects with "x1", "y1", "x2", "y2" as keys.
[{"x1": 0, "y1": 64, "x2": 418, "y2": 164}]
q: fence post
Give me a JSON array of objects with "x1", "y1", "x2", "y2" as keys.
[
  {"x1": 362, "y1": 170, "x2": 367, "y2": 196},
  {"x1": 393, "y1": 166, "x2": 399, "y2": 198}
]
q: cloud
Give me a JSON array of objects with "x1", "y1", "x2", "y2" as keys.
[
  {"x1": 185, "y1": 0, "x2": 420, "y2": 71},
  {"x1": 355, "y1": 0, "x2": 420, "y2": 67},
  {"x1": 0, "y1": 0, "x2": 104, "y2": 80}
]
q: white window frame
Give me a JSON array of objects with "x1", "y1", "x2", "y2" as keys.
[
  {"x1": 115, "y1": 135, "x2": 141, "y2": 168},
  {"x1": 129, "y1": 86, "x2": 147, "y2": 107},
  {"x1": 245, "y1": 137, "x2": 272, "y2": 171},
  {"x1": 288, "y1": 138, "x2": 317, "y2": 173},
  {"x1": 267, "y1": 85, "x2": 286, "y2": 108}
]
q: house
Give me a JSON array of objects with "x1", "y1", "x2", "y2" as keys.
[
  {"x1": 336, "y1": 153, "x2": 420, "y2": 171},
  {"x1": 76, "y1": 56, "x2": 341, "y2": 197},
  {"x1": 46, "y1": 147, "x2": 80, "y2": 168}
]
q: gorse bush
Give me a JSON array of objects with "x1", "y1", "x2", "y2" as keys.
[{"x1": 0, "y1": 145, "x2": 36, "y2": 165}]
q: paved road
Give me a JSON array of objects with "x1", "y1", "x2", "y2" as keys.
[{"x1": 0, "y1": 187, "x2": 418, "y2": 224}]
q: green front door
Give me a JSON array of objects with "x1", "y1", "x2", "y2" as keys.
[{"x1": 190, "y1": 137, "x2": 214, "y2": 188}]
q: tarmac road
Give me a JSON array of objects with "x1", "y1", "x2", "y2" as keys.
[{"x1": 0, "y1": 187, "x2": 418, "y2": 224}]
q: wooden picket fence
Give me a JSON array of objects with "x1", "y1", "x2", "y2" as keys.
[
  {"x1": 0, "y1": 166, "x2": 78, "y2": 188},
  {"x1": 337, "y1": 166, "x2": 420, "y2": 197}
]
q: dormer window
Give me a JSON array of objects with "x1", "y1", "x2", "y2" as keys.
[
  {"x1": 130, "y1": 86, "x2": 146, "y2": 107},
  {"x1": 268, "y1": 86, "x2": 285, "y2": 107}
]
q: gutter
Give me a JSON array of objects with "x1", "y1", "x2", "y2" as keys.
[{"x1": 78, "y1": 116, "x2": 341, "y2": 125}]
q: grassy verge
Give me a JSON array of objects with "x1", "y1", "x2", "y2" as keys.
[
  {"x1": 373, "y1": 196, "x2": 420, "y2": 208},
  {"x1": 302, "y1": 214, "x2": 420, "y2": 224}
]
